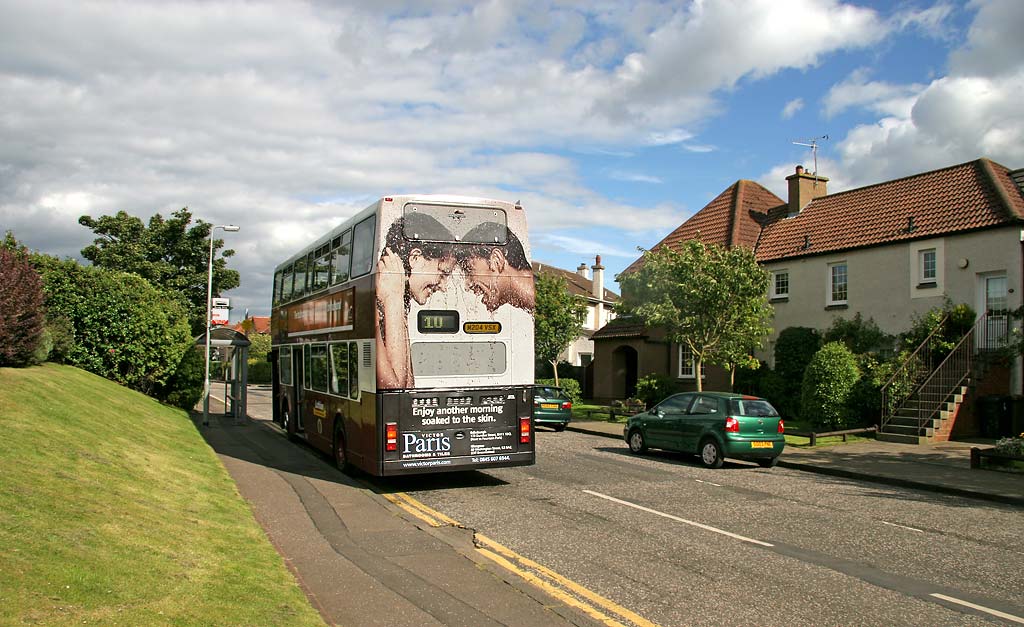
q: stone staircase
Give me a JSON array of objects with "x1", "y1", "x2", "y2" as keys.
[{"x1": 877, "y1": 385, "x2": 968, "y2": 444}]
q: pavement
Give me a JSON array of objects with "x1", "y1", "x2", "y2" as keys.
[
  {"x1": 567, "y1": 419, "x2": 1024, "y2": 507},
  {"x1": 201, "y1": 389, "x2": 1022, "y2": 627}
]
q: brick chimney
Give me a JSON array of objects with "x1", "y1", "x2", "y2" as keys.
[
  {"x1": 786, "y1": 164, "x2": 828, "y2": 215},
  {"x1": 577, "y1": 262, "x2": 590, "y2": 280}
]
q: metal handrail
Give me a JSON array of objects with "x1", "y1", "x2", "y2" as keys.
[
  {"x1": 907, "y1": 320, "x2": 976, "y2": 433},
  {"x1": 880, "y1": 315, "x2": 947, "y2": 431}
]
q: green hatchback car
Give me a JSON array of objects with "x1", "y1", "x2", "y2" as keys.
[
  {"x1": 623, "y1": 392, "x2": 784, "y2": 468},
  {"x1": 533, "y1": 385, "x2": 572, "y2": 431}
]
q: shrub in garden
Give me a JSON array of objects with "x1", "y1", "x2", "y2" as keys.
[
  {"x1": 824, "y1": 313, "x2": 894, "y2": 355},
  {"x1": 536, "y1": 377, "x2": 581, "y2": 403},
  {"x1": 800, "y1": 341, "x2": 861, "y2": 429},
  {"x1": 0, "y1": 247, "x2": 45, "y2": 367},
  {"x1": 247, "y1": 360, "x2": 273, "y2": 384},
  {"x1": 156, "y1": 347, "x2": 205, "y2": 410},
  {"x1": 33, "y1": 256, "x2": 193, "y2": 396},
  {"x1": 635, "y1": 373, "x2": 676, "y2": 408},
  {"x1": 773, "y1": 327, "x2": 821, "y2": 418}
]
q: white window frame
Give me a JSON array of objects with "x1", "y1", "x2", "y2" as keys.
[
  {"x1": 770, "y1": 269, "x2": 789, "y2": 299},
  {"x1": 827, "y1": 261, "x2": 848, "y2": 306},
  {"x1": 919, "y1": 248, "x2": 937, "y2": 283},
  {"x1": 678, "y1": 345, "x2": 706, "y2": 379}
]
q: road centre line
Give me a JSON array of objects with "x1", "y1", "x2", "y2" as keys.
[
  {"x1": 582, "y1": 490, "x2": 774, "y2": 547},
  {"x1": 879, "y1": 520, "x2": 925, "y2": 533},
  {"x1": 390, "y1": 493, "x2": 661, "y2": 627},
  {"x1": 930, "y1": 593, "x2": 1024, "y2": 624}
]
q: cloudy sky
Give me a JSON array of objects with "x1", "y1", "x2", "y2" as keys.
[{"x1": 2, "y1": 0, "x2": 1022, "y2": 319}]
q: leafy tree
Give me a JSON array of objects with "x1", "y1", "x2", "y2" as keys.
[
  {"x1": 617, "y1": 240, "x2": 773, "y2": 392},
  {"x1": 534, "y1": 273, "x2": 587, "y2": 386},
  {"x1": 78, "y1": 207, "x2": 240, "y2": 334},
  {"x1": 32, "y1": 255, "x2": 193, "y2": 395},
  {"x1": 801, "y1": 341, "x2": 860, "y2": 430},
  {"x1": 0, "y1": 235, "x2": 45, "y2": 366}
]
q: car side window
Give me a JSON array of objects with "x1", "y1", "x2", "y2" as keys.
[
  {"x1": 689, "y1": 395, "x2": 720, "y2": 415},
  {"x1": 656, "y1": 393, "x2": 693, "y2": 414}
]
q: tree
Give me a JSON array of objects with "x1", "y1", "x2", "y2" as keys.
[
  {"x1": 79, "y1": 207, "x2": 240, "y2": 334},
  {"x1": 0, "y1": 233, "x2": 45, "y2": 366},
  {"x1": 32, "y1": 255, "x2": 193, "y2": 395},
  {"x1": 534, "y1": 273, "x2": 587, "y2": 386},
  {"x1": 801, "y1": 341, "x2": 860, "y2": 429},
  {"x1": 618, "y1": 240, "x2": 773, "y2": 392}
]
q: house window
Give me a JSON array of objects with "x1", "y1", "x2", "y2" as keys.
[
  {"x1": 770, "y1": 270, "x2": 789, "y2": 299},
  {"x1": 919, "y1": 249, "x2": 937, "y2": 284},
  {"x1": 828, "y1": 262, "x2": 848, "y2": 306},
  {"x1": 678, "y1": 345, "x2": 705, "y2": 379}
]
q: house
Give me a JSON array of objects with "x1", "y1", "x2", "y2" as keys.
[
  {"x1": 231, "y1": 316, "x2": 271, "y2": 336},
  {"x1": 591, "y1": 179, "x2": 783, "y2": 400},
  {"x1": 533, "y1": 256, "x2": 618, "y2": 368},
  {"x1": 593, "y1": 158, "x2": 1024, "y2": 433}
]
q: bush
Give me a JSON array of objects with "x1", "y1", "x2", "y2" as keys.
[
  {"x1": 901, "y1": 301, "x2": 976, "y2": 364},
  {"x1": 32, "y1": 256, "x2": 193, "y2": 396},
  {"x1": 0, "y1": 247, "x2": 45, "y2": 367},
  {"x1": 156, "y1": 347, "x2": 205, "y2": 410},
  {"x1": 824, "y1": 313, "x2": 894, "y2": 355},
  {"x1": 248, "y1": 360, "x2": 272, "y2": 384},
  {"x1": 635, "y1": 373, "x2": 676, "y2": 408},
  {"x1": 774, "y1": 327, "x2": 821, "y2": 419},
  {"x1": 536, "y1": 377, "x2": 581, "y2": 403},
  {"x1": 801, "y1": 342, "x2": 861, "y2": 430},
  {"x1": 844, "y1": 354, "x2": 896, "y2": 427}
]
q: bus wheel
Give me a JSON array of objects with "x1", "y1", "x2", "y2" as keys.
[{"x1": 333, "y1": 423, "x2": 350, "y2": 473}]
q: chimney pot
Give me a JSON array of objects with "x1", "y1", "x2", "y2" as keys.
[{"x1": 795, "y1": 165, "x2": 804, "y2": 175}]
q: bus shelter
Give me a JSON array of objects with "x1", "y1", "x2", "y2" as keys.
[{"x1": 194, "y1": 327, "x2": 250, "y2": 424}]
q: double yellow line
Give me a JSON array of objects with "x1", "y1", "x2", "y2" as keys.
[{"x1": 383, "y1": 492, "x2": 661, "y2": 627}]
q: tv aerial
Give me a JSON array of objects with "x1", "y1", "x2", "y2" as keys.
[{"x1": 792, "y1": 135, "x2": 829, "y2": 177}]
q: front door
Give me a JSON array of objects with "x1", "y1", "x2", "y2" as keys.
[
  {"x1": 645, "y1": 393, "x2": 692, "y2": 449},
  {"x1": 981, "y1": 274, "x2": 1008, "y2": 349},
  {"x1": 294, "y1": 344, "x2": 306, "y2": 433}
]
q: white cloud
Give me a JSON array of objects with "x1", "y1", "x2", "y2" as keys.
[
  {"x1": 781, "y1": 98, "x2": 804, "y2": 119},
  {"x1": 609, "y1": 171, "x2": 663, "y2": 184},
  {"x1": 0, "y1": 0, "x2": 951, "y2": 315},
  {"x1": 765, "y1": 0, "x2": 1024, "y2": 193}
]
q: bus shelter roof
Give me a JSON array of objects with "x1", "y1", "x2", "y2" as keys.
[{"x1": 193, "y1": 327, "x2": 251, "y2": 348}]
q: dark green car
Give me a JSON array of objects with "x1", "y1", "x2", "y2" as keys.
[
  {"x1": 533, "y1": 385, "x2": 572, "y2": 431},
  {"x1": 623, "y1": 392, "x2": 784, "y2": 468}
]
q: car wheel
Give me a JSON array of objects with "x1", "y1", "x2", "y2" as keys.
[
  {"x1": 333, "y1": 424, "x2": 351, "y2": 473},
  {"x1": 699, "y1": 438, "x2": 724, "y2": 469},
  {"x1": 757, "y1": 456, "x2": 779, "y2": 468},
  {"x1": 553, "y1": 423, "x2": 567, "y2": 432},
  {"x1": 627, "y1": 429, "x2": 647, "y2": 454}
]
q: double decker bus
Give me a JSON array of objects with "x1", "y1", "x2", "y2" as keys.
[{"x1": 270, "y1": 195, "x2": 536, "y2": 476}]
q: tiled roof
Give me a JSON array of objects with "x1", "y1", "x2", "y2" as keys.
[
  {"x1": 755, "y1": 158, "x2": 1024, "y2": 262},
  {"x1": 622, "y1": 180, "x2": 783, "y2": 274},
  {"x1": 232, "y1": 316, "x2": 271, "y2": 335},
  {"x1": 591, "y1": 319, "x2": 647, "y2": 340},
  {"x1": 532, "y1": 261, "x2": 619, "y2": 302}
]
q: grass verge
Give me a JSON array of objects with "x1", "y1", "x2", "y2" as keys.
[{"x1": 0, "y1": 363, "x2": 326, "y2": 627}]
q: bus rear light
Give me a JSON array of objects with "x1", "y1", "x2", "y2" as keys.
[
  {"x1": 519, "y1": 417, "x2": 531, "y2": 444},
  {"x1": 386, "y1": 422, "x2": 398, "y2": 452}
]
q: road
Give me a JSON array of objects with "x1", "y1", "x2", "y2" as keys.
[{"x1": 244, "y1": 387, "x2": 1024, "y2": 626}]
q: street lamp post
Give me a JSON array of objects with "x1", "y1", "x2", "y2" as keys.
[{"x1": 203, "y1": 224, "x2": 240, "y2": 427}]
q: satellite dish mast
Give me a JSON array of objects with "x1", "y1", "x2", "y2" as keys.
[{"x1": 792, "y1": 135, "x2": 829, "y2": 186}]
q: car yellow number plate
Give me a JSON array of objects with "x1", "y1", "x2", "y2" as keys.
[
  {"x1": 541, "y1": 403, "x2": 558, "y2": 409},
  {"x1": 751, "y1": 441, "x2": 774, "y2": 449}
]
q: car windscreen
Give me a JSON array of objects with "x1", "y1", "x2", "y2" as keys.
[{"x1": 729, "y1": 399, "x2": 779, "y2": 417}]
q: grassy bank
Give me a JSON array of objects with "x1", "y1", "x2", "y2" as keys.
[{"x1": 0, "y1": 363, "x2": 326, "y2": 627}]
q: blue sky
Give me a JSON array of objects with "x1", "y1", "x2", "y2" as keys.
[{"x1": 1, "y1": 0, "x2": 1021, "y2": 319}]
